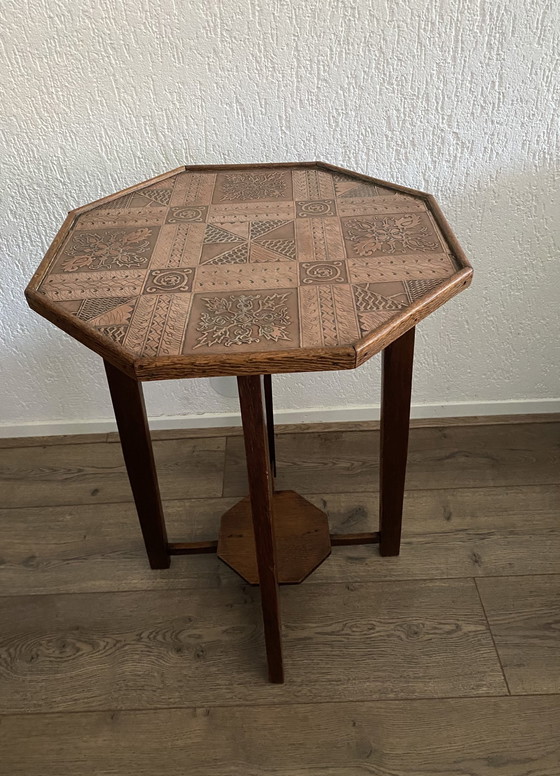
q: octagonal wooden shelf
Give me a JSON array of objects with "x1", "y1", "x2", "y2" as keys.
[{"x1": 217, "y1": 490, "x2": 331, "y2": 584}]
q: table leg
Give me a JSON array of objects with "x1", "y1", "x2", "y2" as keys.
[
  {"x1": 263, "y1": 374, "x2": 277, "y2": 478},
  {"x1": 379, "y1": 327, "x2": 415, "y2": 557},
  {"x1": 104, "y1": 360, "x2": 170, "y2": 570},
  {"x1": 237, "y1": 375, "x2": 284, "y2": 683}
]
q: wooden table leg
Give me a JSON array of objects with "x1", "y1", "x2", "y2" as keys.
[
  {"x1": 263, "y1": 374, "x2": 277, "y2": 478},
  {"x1": 237, "y1": 375, "x2": 284, "y2": 683},
  {"x1": 104, "y1": 360, "x2": 170, "y2": 570},
  {"x1": 379, "y1": 327, "x2": 415, "y2": 557}
]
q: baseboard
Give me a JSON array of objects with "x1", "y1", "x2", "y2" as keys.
[{"x1": 1, "y1": 398, "x2": 559, "y2": 438}]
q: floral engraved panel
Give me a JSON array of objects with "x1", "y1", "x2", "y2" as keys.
[
  {"x1": 194, "y1": 293, "x2": 292, "y2": 349},
  {"x1": 58, "y1": 228, "x2": 158, "y2": 272},
  {"x1": 216, "y1": 171, "x2": 290, "y2": 202},
  {"x1": 31, "y1": 165, "x2": 465, "y2": 364},
  {"x1": 342, "y1": 213, "x2": 441, "y2": 257}
]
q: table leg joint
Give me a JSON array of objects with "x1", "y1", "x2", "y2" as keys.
[
  {"x1": 330, "y1": 531, "x2": 380, "y2": 547},
  {"x1": 168, "y1": 540, "x2": 219, "y2": 555},
  {"x1": 167, "y1": 531, "x2": 380, "y2": 557}
]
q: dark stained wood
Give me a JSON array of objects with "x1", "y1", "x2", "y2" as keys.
[
  {"x1": 476, "y1": 575, "x2": 560, "y2": 695},
  {"x1": 104, "y1": 360, "x2": 169, "y2": 569},
  {"x1": 133, "y1": 346, "x2": 357, "y2": 381},
  {"x1": 0, "y1": 579, "x2": 505, "y2": 714},
  {"x1": 218, "y1": 490, "x2": 331, "y2": 584},
  {"x1": 263, "y1": 374, "x2": 276, "y2": 477},
  {"x1": 168, "y1": 540, "x2": 218, "y2": 554},
  {"x1": 2, "y1": 696, "x2": 558, "y2": 776},
  {"x1": 379, "y1": 327, "x2": 415, "y2": 556},
  {"x1": 237, "y1": 375, "x2": 283, "y2": 683},
  {"x1": 330, "y1": 531, "x2": 380, "y2": 546}
]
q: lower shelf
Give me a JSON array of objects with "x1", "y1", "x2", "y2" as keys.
[{"x1": 217, "y1": 490, "x2": 331, "y2": 585}]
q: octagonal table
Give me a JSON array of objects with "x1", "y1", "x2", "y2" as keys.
[{"x1": 26, "y1": 161, "x2": 472, "y2": 683}]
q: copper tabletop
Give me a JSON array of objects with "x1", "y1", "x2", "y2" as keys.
[{"x1": 26, "y1": 162, "x2": 472, "y2": 379}]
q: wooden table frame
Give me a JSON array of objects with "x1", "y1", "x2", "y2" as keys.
[
  {"x1": 104, "y1": 326, "x2": 415, "y2": 684},
  {"x1": 25, "y1": 161, "x2": 473, "y2": 685}
]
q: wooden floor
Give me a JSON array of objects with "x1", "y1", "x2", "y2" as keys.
[{"x1": 0, "y1": 418, "x2": 559, "y2": 775}]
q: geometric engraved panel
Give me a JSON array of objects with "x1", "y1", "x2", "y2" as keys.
[{"x1": 27, "y1": 162, "x2": 472, "y2": 375}]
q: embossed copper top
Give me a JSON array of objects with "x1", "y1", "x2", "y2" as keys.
[{"x1": 26, "y1": 162, "x2": 472, "y2": 379}]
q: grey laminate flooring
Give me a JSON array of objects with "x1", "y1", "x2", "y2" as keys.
[{"x1": 0, "y1": 419, "x2": 559, "y2": 775}]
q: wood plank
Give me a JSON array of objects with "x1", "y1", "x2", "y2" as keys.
[
  {"x1": 0, "y1": 437, "x2": 226, "y2": 508},
  {"x1": 0, "y1": 432, "x2": 109, "y2": 449},
  {"x1": 223, "y1": 423, "x2": 560, "y2": 496},
  {"x1": 2, "y1": 696, "x2": 559, "y2": 776},
  {"x1": 477, "y1": 575, "x2": 560, "y2": 695},
  {"x1": 105, "y1": 413, "x2": 560, "y2": 443},
  {"x1": 0, "y1": 579, "x2": 505, "y2": 713},
  {"x1": 1, "y1": 486, "x2": 559, "y2": 596},
  {"x1": 2, "y1": 413, "x2": 556, "y2": 449},
  {"x1": 309, "y1": 485, "x2": 560, "y2": 584},
  {"x1": 0, "y1": 498, "x2": 239, "y2": 595}
]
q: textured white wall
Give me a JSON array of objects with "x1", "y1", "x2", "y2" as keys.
[{"x1": 1, "y1": 0, "x2": 559, "y2": 432}]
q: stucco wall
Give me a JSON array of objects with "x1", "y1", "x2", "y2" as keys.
[{"x1": 1, "y1": 0, "x2": 559, "y2": 433}]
